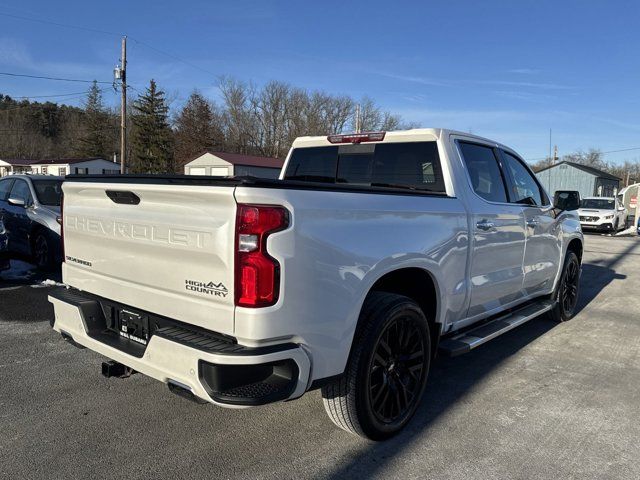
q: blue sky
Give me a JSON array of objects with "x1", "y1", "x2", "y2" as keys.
[{"x1": 1, "y1": 0, "x2": 639, "y2": 163}]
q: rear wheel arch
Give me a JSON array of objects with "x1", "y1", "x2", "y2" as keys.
[{"x1": 365, "y1": 267, "x2": 441, "y2": 356}]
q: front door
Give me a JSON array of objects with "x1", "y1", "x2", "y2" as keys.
[
  {"x1": 4, "y1": 179, "x2": 34, "y2": 256},
  {"x1": 499, "y1": 149, "x2": 561, "y2": 296},
  {"x1": 457, "y1": 141, "x2": 527, "y2": 319}
]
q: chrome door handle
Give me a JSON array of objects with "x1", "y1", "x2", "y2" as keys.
[
  {"x1": 476, "y1": 220, "x2": 495, "y2": 231},
  {"x1": 526, "y1": 219, "x2": 539, "y2": 228}
]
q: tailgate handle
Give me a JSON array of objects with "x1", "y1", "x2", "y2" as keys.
[{"x1": 105, "y1": 190, "x2": 140, "y2": 205}]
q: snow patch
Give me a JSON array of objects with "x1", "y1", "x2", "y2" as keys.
[
  {"x1": 31, "y1": 279, "x2": 66, "y2": 288},
  {"x1": 615, "y1": 226, "x2": 638, "y2": 237},
  {"x1": 0, "y1": 260, "x2": 37, "y2": 281}
]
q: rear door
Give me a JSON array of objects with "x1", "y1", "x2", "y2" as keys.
[
  {"x1": 457, "y1": 141, "x2": 526, "y2": 319},
  {"x1": 61, "y1": 180, "x2": 238, "y2": 335},
  {"x1": 499, "y1": 149, "x2": 561, "y2": 296}
]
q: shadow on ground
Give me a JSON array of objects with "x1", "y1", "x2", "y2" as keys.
[
  {"x1": 321, "y1": 239, "x2": 637, "y2": 479},
  {"x1": 0, "y1": 257, "x2": 61, "y2": 288}
]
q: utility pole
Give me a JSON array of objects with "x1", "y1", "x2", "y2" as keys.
[
  {"x1": 119, "y1": 36, "x2": 127, "y2": 174},
  {"x1": 355, "y1": 104, "x2": 361, "y2": 133},
  {"x1": 635, "y1": 184, "x2": 640, "y2": 235}
]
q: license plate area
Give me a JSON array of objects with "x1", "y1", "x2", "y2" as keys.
[{"x1": 116, "y1": 309, "x2": 150, "y2": 345}]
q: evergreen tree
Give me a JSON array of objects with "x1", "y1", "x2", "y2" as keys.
[
  {"x1": 131, "y1": 79, "x2": 174, "y2": 173},
  {"x1": 77, "y1": 81, "x2": 112, "y2": 159},
  {"x1": 174, "y1": 91, "x2": 223, "y2": 171}
]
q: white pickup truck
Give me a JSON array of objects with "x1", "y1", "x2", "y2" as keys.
[{"x1": 50, "y1": 129, "x2": 583, "y2": 440}]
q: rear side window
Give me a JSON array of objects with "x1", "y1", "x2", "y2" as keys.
[
  {"x1": 32, "y1": 180, "x2": 63, "y2": 206},
  {"x1": 458, "y1": 142, "x2": 508, "y2": 203},
  {"x1": 284, "y1": 142, "x2": 445, "y2": 192},
  {"x1": 501, "y1": 151, "x2": 543, "y2": 206},
  {"x1": 0, "y1": 179, "x2": 14, "y2": 201}
]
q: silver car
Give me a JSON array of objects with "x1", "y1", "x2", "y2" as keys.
[{"x1": 0, "y1": 175, "x2": 63, "y2": 269}]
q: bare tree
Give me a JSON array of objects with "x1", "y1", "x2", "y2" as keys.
[{"x1": 562, "y1": 148, "x2": 606, "y2": 169}]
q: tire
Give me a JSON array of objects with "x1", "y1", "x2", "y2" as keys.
[
  {"x1": 321, "y1": 292, "x2": 431, "y2": 440},
  {"x1": 32, "y1": 231, "x2": 53, "y2": 270},
  {"x1": 614, "y1": 219, "x2": 619, "y2": 232},
  {"x1": 547, "y1": 251, "x2": 581, "y2": 322}
]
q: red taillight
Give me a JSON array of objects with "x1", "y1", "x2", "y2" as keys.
[
  {"x1": 235, "y1": 204, "x2": 289, "y2": 308},
  {"x1": 327, "y1": 131, "x2": 385, "y2": 144}
]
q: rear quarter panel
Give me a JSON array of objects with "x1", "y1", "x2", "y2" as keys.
[{"x1": 234, "y1": 186, "x2": 468, "y2": 381}]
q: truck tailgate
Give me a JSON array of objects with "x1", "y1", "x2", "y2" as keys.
[{"x1": 61, "y1": 181, "x2": 237, "y2": 335}]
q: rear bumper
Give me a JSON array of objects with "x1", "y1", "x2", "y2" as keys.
[{"x1": 48, "y1": 288, "x2": 311, "y2": 407}]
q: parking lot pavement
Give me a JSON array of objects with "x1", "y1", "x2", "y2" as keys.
[{"x1": 1, "y1": 235, "x2": 639, "y2": 480}]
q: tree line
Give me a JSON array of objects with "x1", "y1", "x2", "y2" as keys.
[
  {"x1": 4, "y1": 79, "x2": 639, "y2": 181},
  {"x1": 0, "y1": 78, "x2": 414, "y2": 174}
]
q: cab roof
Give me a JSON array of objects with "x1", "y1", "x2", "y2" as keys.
[{"x1": 291, "y1": 128, "x2": 512, "y2": 151}]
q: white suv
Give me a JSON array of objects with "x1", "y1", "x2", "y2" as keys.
[{"x1": 578, "y1": 196, "x2": 627, "y2": 232}]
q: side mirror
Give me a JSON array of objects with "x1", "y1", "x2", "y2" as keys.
[
  {"x1": 553, "y1": 190, "x2": 580, "y2": 211},
  {"x1": 7, "y1": 197, "x2": 26, "y2": 208}
]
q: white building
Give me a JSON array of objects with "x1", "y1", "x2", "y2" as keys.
[
  {"x1": 30, "y1": 158, "x2": 120, "y2": 176},
  {"x1": 0, "y1": 159, "x2": 34, "y2": 176},
  {"x1": 184, "y1": 151, "x2": 284, "y2": 179},
  {"x1": 0, "y1": 157, "x2": 120, "y2": 177}
]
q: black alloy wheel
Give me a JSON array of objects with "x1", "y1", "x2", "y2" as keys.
[
  {"x1": 321, "y1": 292, "x2": 431, "y2": 440},
  {"x1": 548, "y1": 250, "x2": 581, "y2": 322},
  {"x1": 560, "y1": 254, "x2": 580, "y2": 317},
  {"x1": 33, "y1": 233, "x2": 51, "y2": 269},
  {"x1": 368, "y1": 316, "x2": 426, "y2": 425}
]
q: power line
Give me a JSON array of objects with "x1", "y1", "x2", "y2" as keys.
[
  {"x1": 601, "y1": 146, "x2": 640, "y2": 155},
  {"x1": 0, "y1": 72, "x2": 112, "y2": 84},
  {"x1": 5, "y1": 91, "x2": 93, "y2": 99},
  {"x1": 0, "y1": 11, "x2": 219, "y2": 79},
  {"x1": 0, "y1": 12, "x2": 121, "y2": 37},
  {"x1": 128, "y1": 37, "x2": 218, "y2": 78},
  {"x1": 0, "y1": 89, "x2": 111, "y2": 113},
  {"x1": 528, "y1": 146, "x2": 640, "y2": 162}
]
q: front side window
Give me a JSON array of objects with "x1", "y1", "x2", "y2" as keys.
[
  {"x1": 284, "y1": 142, "x2": 445, "y2": 192},
  {"x1": 9, "y1": 180, "x2": 33, "y2": 205},
  {"x1": 501, "y1": 151, "x2": 543, "y2": 206},
  {"x1": 0, "y1": 179, "x2": 14, "y2": 201},
  {"x1": 458, "y1": 142, "x2": 507, "y2": 203}
]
